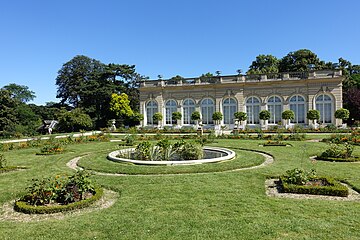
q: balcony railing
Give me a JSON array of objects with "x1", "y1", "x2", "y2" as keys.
[{"x1": 140, "y1": 70, "x2": 342, "y2": 88}]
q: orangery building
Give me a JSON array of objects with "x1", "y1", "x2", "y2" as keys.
[{"x1": 139, "y1": 70, "x2": 344, "y2": 129}]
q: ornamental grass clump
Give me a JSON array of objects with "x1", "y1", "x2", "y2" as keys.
[{"x1": 129, "y1": 140, "x2": 203, "y2": 161}]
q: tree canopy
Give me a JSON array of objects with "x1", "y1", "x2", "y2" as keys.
[
  {"x1": 3, "y1": 83, "x2": 36, "y2": 103},
  {"x1": 55, "y1": 55, "x2": 144, "y2": 128},
  {"x1": 278, "y1": 49, "x2": 326, "y2": 72},
  {"x1": 247, "y1": 54, "x2": 279, "y2": 74}
]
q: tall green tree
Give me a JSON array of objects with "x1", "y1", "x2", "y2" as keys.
[
  {"x1": 279, "y1": 49, "x2": 326, "y2": 72},
  {"x1": 3, "y1": 83, "x2": 36, "y2": 103},
  {"x1": 55, "y1": 55, "x2": 144, "y2": 128},
  {"x1": 56, "y1": 108, "x2": 93, "y2": 132},
  {"x1": 247, "y1": 54, "x2": 279, "y2": 74},
  {"x1": 0, "y1": 90, "x2": 18, "y2": 136},
  {"x1": 109, "y1": 93, "x2": 134, "y2": 119}
]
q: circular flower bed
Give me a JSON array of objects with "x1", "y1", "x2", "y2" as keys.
[{"x1": 14, "y1": 171, "x2": 103, "y2": 214}]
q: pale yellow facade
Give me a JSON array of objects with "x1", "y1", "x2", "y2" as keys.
[{"x1": 139, "y1": 70, "x2": 344, "y2": 129}]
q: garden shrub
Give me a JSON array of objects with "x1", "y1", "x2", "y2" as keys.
[
  {"x1": 280, "y1": 176, "x2": 348, "y2": 197},
  {"x1": 14, "y1": 186, "x2": 103, "y2": 214},
  {"x1": 16, "y1": 170, "x2": 97, "y2": 210},
  {"x1": 318, "y1": 143, "x2": 354, "y2": 159},
  {"x1": 179, "y1": 142, "x2": 204, "y2": 160}
]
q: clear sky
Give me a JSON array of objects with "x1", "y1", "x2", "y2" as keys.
[{"x1": 0, "y1": 0, "x2": 359, "y2": 105}]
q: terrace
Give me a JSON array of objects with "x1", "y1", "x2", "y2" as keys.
[{"x1": 140, "y1": 69, "x2": 342, "y2": 88}]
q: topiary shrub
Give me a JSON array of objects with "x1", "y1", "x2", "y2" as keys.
[
  {"x1": 152, "y1": 112, "x2": 163, "y2": 123},
  {"x1": 282, "y1": 110, "x2": 295, "y2": 121},
  {"x1": 307, "y1": 110, "x2": 320, "y2": 123},
  {"x1": 259, "y1": 110, "x2": 271, "y2": 121},
  {"x1": 212, "y1": 112, "x2": 223, "y2": 122},
  {"x1": 172, "y1": 112, "x2": 182, "y2": 121},
  {"x1": 335, "y1": 108, "x2": 350, "y2": 121},
  {"x1": 191, "y1": 111, "x2": 201, "y2": 121}
]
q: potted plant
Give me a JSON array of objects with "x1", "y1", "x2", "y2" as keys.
[
  {"x1": 259, "y1": 110, "x2": 270, "y2": 130},
  {"x1": 334, "y1": 108, "x2": 350, "y2": 128},
  {"x1": 234, "y1": 112, "x2": 247, "y2": 130},
  {"x1": 307, "y1": 110, "x2": 320, "y2": 129},
  {"x1": 282, "y1": 110, "x2": 295, "y2": 129},
  {"x1": 172, "y1": 111, "x2": 182, "y2": 128},
  {"x1": 212, "y1": 112, "x2": 223, "y2": 135},
  {"x1": 191, "y1": 111, "x2": 201, "y2": 126},
  {"x1": 152, "y1": 112, "x2": 163, "y2": 128}
]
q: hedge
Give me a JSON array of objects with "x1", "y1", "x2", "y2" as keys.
[
  {"x1": 0, "y1": 166, "x2": 25, "y2": 173},
  {"x1": 315, "y1": 156, "x2": 360, "y2": 162},
  {"x1": 280, "y1": 176, "x2": 349, "y2": 197},
  {"x1": 14, "y1": 186, "x2": 104, "y2": 214}
]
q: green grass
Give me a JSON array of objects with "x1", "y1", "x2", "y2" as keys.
[{"x1": 0, "y1": 139, "x2": 360, "y2": 239}]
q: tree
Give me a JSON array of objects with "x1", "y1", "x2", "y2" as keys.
[
  {"x1": 109, "y1": 93, "x2": 134, "y2": 119},
  {"x1": 56, "y1": 108, "x2": 93, "y2": 132},
  {"x1": 279, "y1": 49, "x2": 326, "y2": 72},
  {"x1": 307, "y1": 110, "x2": 320, "y2": 124},
  {"x1": 191, "y1": 111, "x2": 201, "y2": 121},
  {"x1": 55, "y1": 55, "x2": 144, "y2": 128},
  {"x1": 0, "y1": 90, "x2": 18, "y2": 136},
  {"x1": 259, "y1": 110, "x2": 271, "y2": 121},
  {"x1": 343, "y1": 88, "x2": 360, "y2": 121},
  {"x1": 234, "y1": 112, "x2": 247, "y2": 128},
  {"x1": 172, "y1": 112, "x2": 182, "y2": 121},
  {"x1": 282, "y1": 110, "x2": 295, "y2": 121},
  {"x1": 334, "y1": 108, "x2": 350, "y2": 121},
  {"x1": 199, "y1": 72, "x2": 214, "y2": 83},
  {"x1": 247, "y1": 54, "x2": 279, "y2": 74},
  {"x1": 212, "y1": 112, "x2": 223, "y2": 123},
  {"x1": 3, "y1": 83, "x2": 36, "y2": 103},
  {"x1": 56, "y1": 55, "x2": 105, "y2": 107},
  {"x1": 152, "y1": 112, "x2": 163, "y2": 125}
]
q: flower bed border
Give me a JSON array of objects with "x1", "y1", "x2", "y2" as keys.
[
  {"x1": 0, "y1": 166, "x2": 26, "y2": 173},
  {"x1": 280, "y1": 176, "x2": 349, "y2": 197},
  {"x1": 315, "y1": 156, "x2": 360, "y2": 162},
  {"x1": 14, "y1": 186, "x2": 104, "y2": 214}
]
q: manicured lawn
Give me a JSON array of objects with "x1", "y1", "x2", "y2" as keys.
[{"x1": 0, "y1": 139, "x2": 360, "y2": 239}]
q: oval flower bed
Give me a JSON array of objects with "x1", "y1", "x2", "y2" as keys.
[
  {"x1": 280, "y1": 168, "x2": 348, "y2": 197},
  {"x1": 14, "y1": 171, "x2": 103, "y2": 214}
]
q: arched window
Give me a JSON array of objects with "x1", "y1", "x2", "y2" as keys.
[
  {"x1": 267, "y1": 96, "x2": 282, "y2": 124},
  {"x1": 165, "y1": 100, "x2": 177, "y2": 125},
  {"x1": 146, "y1": 100, "x2": 158, "y2": 125},
  {"x1": 223, "y1": 98, "x2": 237, "y2": 124},
  {"x1": 289, "y1": 95, "x2": 305, "y2": 124},
  {"x1": 316, "y1": 94, "x2": 333, "y2": 124},
  {"x1": 246, "y1": 97, "x2": 261, "y2": 124},
  {"x1": 201, "y1": 98, "x2": 215, "y2": 124},
  {"x1": 183, "y1": 99, "x2": 195, "y2": 124}
]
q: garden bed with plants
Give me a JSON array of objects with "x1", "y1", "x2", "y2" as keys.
[
  {"x1": 262, "y1": 140, "x2": 290, "y2": 146},
  {"x1": 14, "y1": 171, "x2": 103, "y2": 214},
  {"x1": 279, "y1": 168, "x2": 348, "y2": 197},
  {"x1": 316, "y1": 143, "x2": 360, "y2": 162}
]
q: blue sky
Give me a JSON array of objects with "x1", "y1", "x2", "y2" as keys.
[{"x1": 0, "y1": 0, "x2": 359, "y2": 105}]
